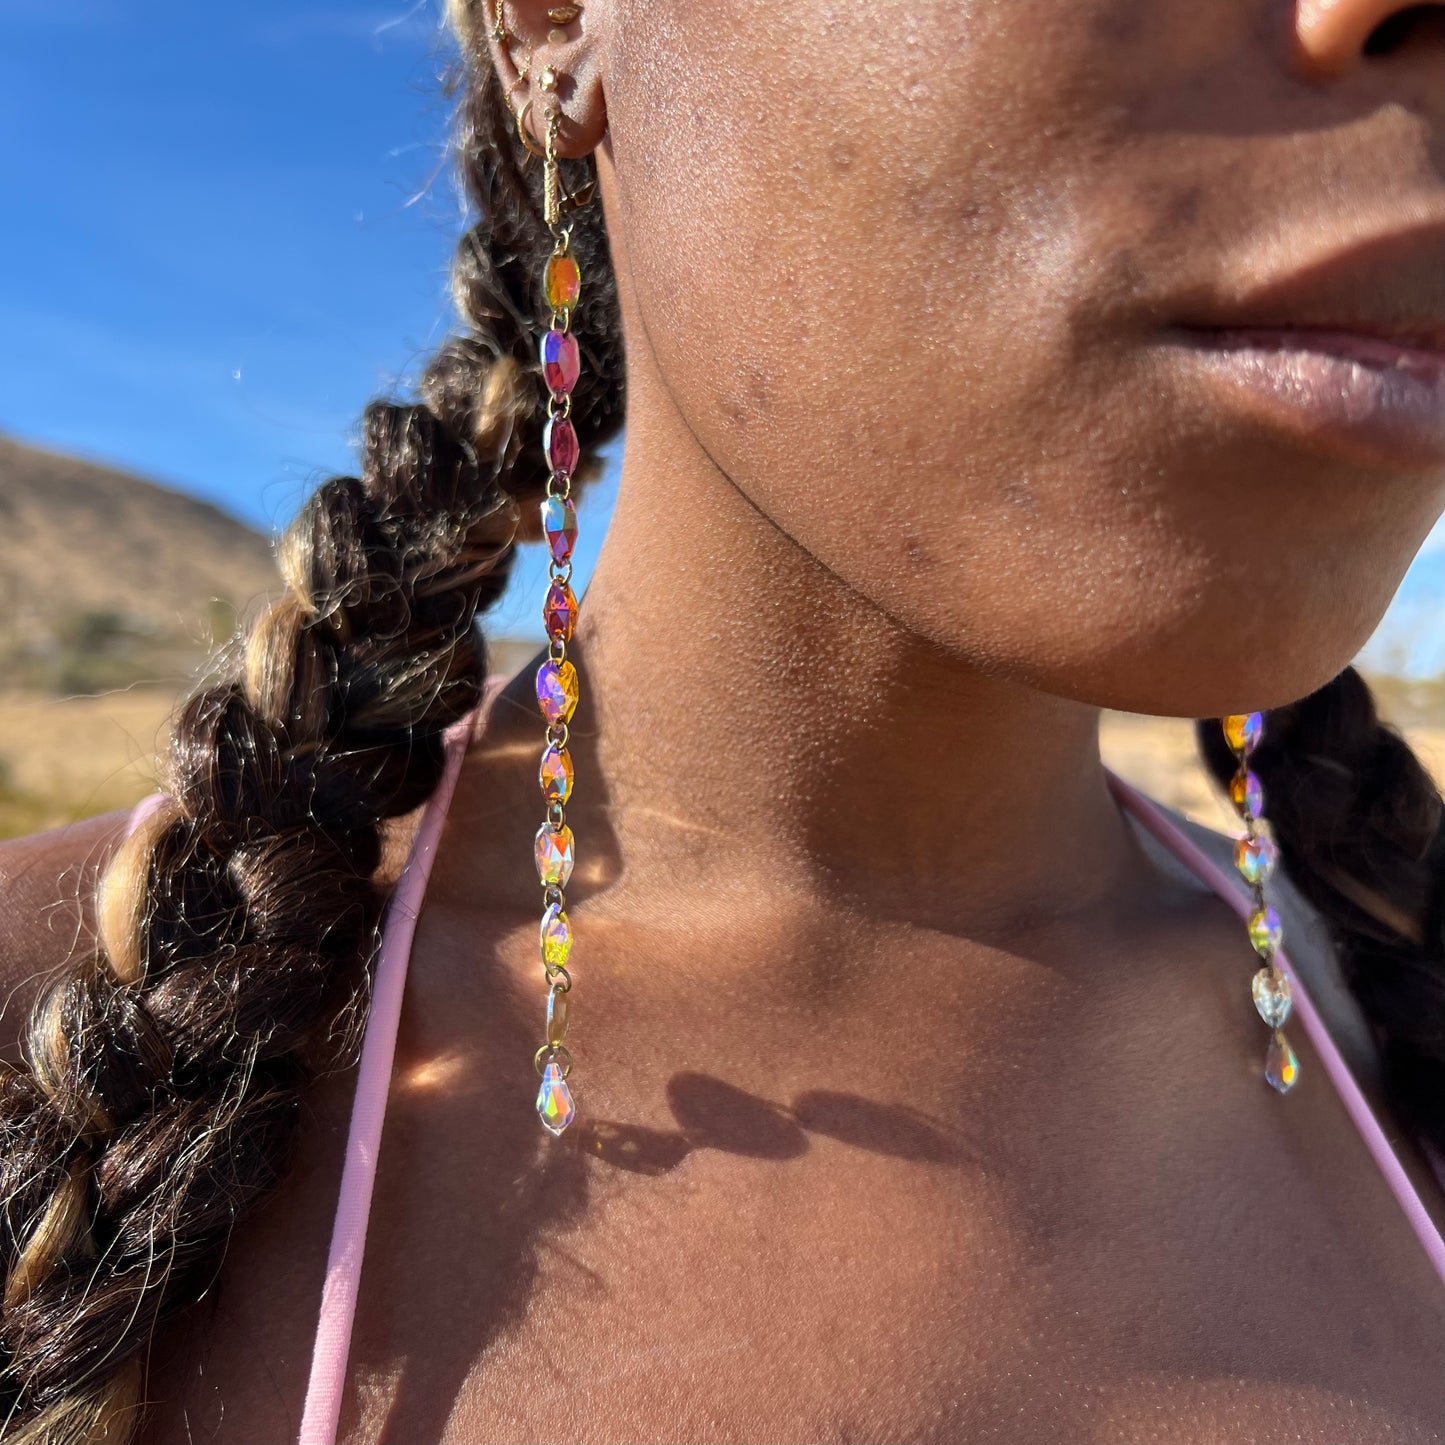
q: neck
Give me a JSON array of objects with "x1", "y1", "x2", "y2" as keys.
[{"x1": 564, "y1": 360, "x2": 1136, "y2": 941}]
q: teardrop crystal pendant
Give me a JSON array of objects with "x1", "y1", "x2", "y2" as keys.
[
  {"x1": 1265, "y1": 1030, "x2": 1300, "y2": 1094},
  {"x1": 1251, "y1": 965, "x2": 1292, "y2": 1028},
  {"x1": 536, "y1": 1060, "x2": 576, "y2": 1135}
]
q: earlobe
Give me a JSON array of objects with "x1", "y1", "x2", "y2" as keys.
[{"x1": 475, "y1": 0, "x2": 609, "y2": 156}]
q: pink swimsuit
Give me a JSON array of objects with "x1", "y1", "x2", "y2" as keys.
[{"x1": 126, "y1": 710, "x2": 1445, "y2": 1444}]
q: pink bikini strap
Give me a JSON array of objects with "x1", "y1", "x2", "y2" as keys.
[
  {"x1": 1105, "y1": 767, "x2": 1445, "y2": 1286},
  {"x1": 296, "y1": 714, "x2": 475, "y2": 1445}
]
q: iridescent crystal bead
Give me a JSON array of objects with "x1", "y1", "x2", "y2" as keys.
[
  {"x1": 535, "y1": 823, "x2": 575, "y2": 887},
  {"x1": 541, "y1": 495, "x2": 578, "y2": 561},
  {"x1": 540, "y1": 900, "x2": 572, "y2": 968},
  {"x1": 544, "y1": 252, "x2": 582, "y2": 312},
  {"x1": 546, "y1": 987, "x2": 570, "y2": 1046},
  {"x1": 1251, "y1": 966, "x2": 1292, "y2": 1028},
  {"x1": 536, "y1": 1060, "x2": 576, "y2": 1135},
  {"x1": 1234, "y1": 833, "x2": 1278, "y2": 886},
  {"x1": 544, "y1": 416, "x2": 579, "y2": 478},
  {"x1": 540, "y1": 328, "x2": 580, "y2": 396},
  {"x1": 539, "y1": 744, "x2": 574, "y2": 805},
  {"x1": 1223, "y1": 712, "x2": 1263, "y2": 756},
  {"x1": 536, "y1": 658, "x2": 579, "y2": 725},
  {"x1": 1247, "y1": 904, "x2": 1282, "y2": 958},
  {"x1": 1265, "y1": 1031, "x2": 1299, "y2": 1094},
  {"x1": 1229, "y1": 769, "x2": 1264, "y2": 821},
  {"x1": 543, "y1": 579, "x2": 577, "y2": 641}
]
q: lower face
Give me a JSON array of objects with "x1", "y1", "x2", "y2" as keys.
[{"x1": 605, "y1": 0, "x2": 1445, "y2": 715}]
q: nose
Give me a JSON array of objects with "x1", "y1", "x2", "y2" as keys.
[{"x1": 1295, "y1": 0, "x2": 1445, "y2": 76}]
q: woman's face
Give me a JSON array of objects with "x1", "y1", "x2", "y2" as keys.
[{"x1": 594, "y1": 0, "x2": 1444, "y2": 714}]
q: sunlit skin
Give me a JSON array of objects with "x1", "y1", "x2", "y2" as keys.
[{"x1": 2, "y1": 1, "x2": 1443, "y2": 1441}]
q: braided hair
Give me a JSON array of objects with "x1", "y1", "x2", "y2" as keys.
[
  {"x1": 0, "y1": 13, "x2": 622, "y2": 1440},
  {"x1": 1, "y1": 5, "x2": 1441, "y2": 1441}
]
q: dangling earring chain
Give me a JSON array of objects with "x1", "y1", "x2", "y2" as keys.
[
  {"x1": 532, "y1": 103, "x2": 585, "y2": 1136},
  {"x1": 1223, "y1": 712, "x2": 1299, "y2": 1093}
]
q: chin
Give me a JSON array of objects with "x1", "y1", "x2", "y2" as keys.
[{"x1": 997, "y1": 608, "x2": 1389, "y2": 721}]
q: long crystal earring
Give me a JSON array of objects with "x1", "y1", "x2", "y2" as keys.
[
  {"x1": 1223, "y1": 712, "x2": 1299, "y2": 1093},
  {"x1": 524, "y1": 97, "x2": 587, "y2": 1136}
]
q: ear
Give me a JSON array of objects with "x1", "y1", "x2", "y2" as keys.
[{"x1": 474, "y1": 0, "x2": 609, "y2": 157}]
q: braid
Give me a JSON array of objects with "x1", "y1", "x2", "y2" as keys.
[
  {"x1": 1197, "y1": 666, "x2": 1445, "y2": 1153},
  {"x1": 0, "y1": 21, "x2": 624, "y2": 1442}
]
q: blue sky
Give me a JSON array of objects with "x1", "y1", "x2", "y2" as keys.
[{"x1": 0, "y1": 0, "x2": 1439, "y2": 670}]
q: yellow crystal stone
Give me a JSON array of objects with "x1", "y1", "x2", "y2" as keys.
[
  {"x1": 540, "y1": 901, "x2": 572, "y2": 968},
  {"x1": 535, "y1": 823, "x2": 575, "y2": 888},
  {"x1": 539, "y1": 745, "x2": 574, "y2": 805},
  {"x1": 1247, "y1": 905, "x2": 1282, "y2": 958},
  {"x1": 1229, "y1": 769, "x2": 1264, "y2": 820},
  {"x1": 536, "y1": 1060, "x2": 575, "y2": 1135},
  {"x1": 544, "y1": 253, "x2": 582, "y2": 312},
  {"x1": 1264, "y1": 1031, "x2": 1299, "y2": 1094},
  {"x1": 536, "y1": 659, "x2": 579, "y2": 726},
  {"x1": 1223, "y1": 712, "x2": 1263, "y2": 756}
]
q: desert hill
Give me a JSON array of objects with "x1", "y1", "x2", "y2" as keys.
[{"x1": 0, "y1": 434, "x2": 277, "y2": 691}]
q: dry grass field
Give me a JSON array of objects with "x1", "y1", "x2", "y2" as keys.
[{"x1": 2, "y1": 669, "x2": 1439, "y2": 843}]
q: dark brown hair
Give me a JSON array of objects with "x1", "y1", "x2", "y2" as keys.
[{"x1": 0, "y1": 7, "x2": 1438, "y2": 1440}]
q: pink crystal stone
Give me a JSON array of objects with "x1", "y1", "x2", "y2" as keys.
[
  {"x1": 541, "y1": 495, "x2": 577, "y2": 561},
  {"x1": 543, "y1": 579, "x2": 577, "y2": 640},
  {"x1": 540, "y1": 328, "x2": 580, "y2": 396},
  {"x1": 544, "y1": 416, "x2": 580, "y2": 477}
]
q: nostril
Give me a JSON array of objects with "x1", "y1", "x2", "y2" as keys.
[{"x1": 1362, "y1": 3, "x2": 1445, "y2": 56}]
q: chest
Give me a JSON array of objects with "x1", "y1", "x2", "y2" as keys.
[
  {"x1": 372, "y1": 1135, "x2": 1441, "y2": 1445},
  {"x1": 137, "y1": 902, "x2": 1445, "y2": 1444}
]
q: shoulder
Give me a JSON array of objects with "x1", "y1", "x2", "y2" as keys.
[{"x1": 0, "y1": 804, "x2": 141, "y2": 1062}]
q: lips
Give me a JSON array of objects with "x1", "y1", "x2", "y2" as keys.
[
  {"x1": 1184, "y1": 325, "x2": 1445, "y2": 378},
  {"x1": 1163, "y1": 324, "x2": 1445, "y2": 471}
]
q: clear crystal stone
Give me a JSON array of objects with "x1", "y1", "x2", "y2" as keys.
[
  {"x1": 1265, "y1": 1031, "x2": 1299, "y2": 1094},
  {"x1": 1251, "y1": 966, "x2": 1292, "y2": 1028},
  {"x1": 536, "y1": 1061, "x2": 575, "y2": 1135}
]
